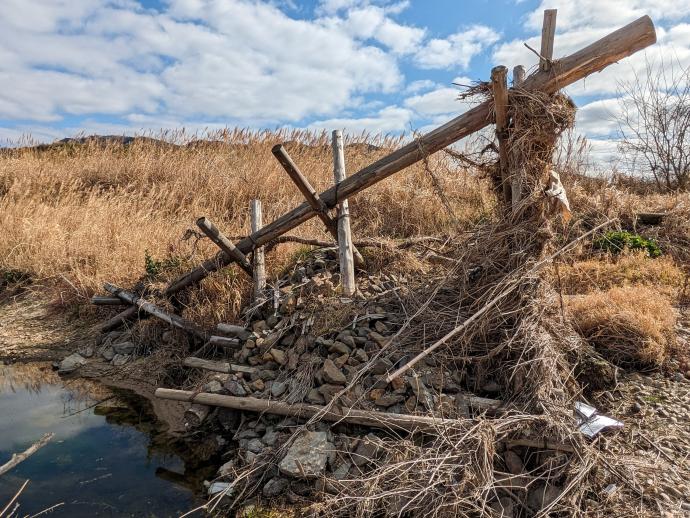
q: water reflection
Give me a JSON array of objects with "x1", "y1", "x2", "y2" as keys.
[{"x1": 0, "y1": 362, "x2": 210, "y2": 517}]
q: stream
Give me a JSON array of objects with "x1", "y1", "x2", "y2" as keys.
[{"x1": 0, "y1": 362, "x2": 211, "y2": 517}]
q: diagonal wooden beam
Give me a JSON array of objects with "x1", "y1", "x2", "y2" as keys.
[
  {"x1": 196, "y1": 216, "x2": 253, "y2": 276},
  {"x1": 153, "y1": 16, "x2": 654, "y2": 296},
  {"x1": 271, "y1": 144, "x2": 365, "y2": 268}
]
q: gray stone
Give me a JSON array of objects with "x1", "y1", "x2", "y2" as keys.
[
  {"x1": 336, "y1": 334, "x2": 356, "y2": 349},
  {"x1": 373, "y1": 394, "x2": 404, "y2": 408},
  {"x1": 217, "y1": 459, "x2": 235, "y2": 477},
  {"x1": 305, "y1": 388, "x2": 325, "y2": 404},
  {"x1": 322, "y1": 359, "x2": 346, "y2": 385},
  {"x1": 673, "y1": 372, "x2": 686, "y2": 383},
  {"x1": 204, "y1": 380, "x2": 224, "y2": 393},
  {"x1": 225, "y1": 379, "x2": 248, "y2": 397},
  {"x1": 279, "y1": 431, "x2": 331, "y2": 478},
  {"x1": 246, "y1": 438, "x2": 264, "y2": 454},
  {"x1": 111, "y1": 354, "x2": 130, "y2": 366},
  {"x1": 270, "y1": 348, "x2": 287, "y2": 366},
  {"x1": 271, "y1": 381, "x2": 287, "y2": 398},
  {"x1": 332, "y1": 461, "x2": 352, "y2": 480},
  {"x1": 263, "y1": 477, "x2": 288, "y2": 498},
  {"x1": 353, "y1": 349, "x2": 369, "y2": 362},
  {"x1": 58, "y1": 353, "x2": 86, "y2": 374},
  {"x1": 503, "y1": 450, "x2": 524, "y2": 475},
  {"x1": 329, "y1": 341, "x2": 351, "y2": 355},
  {"x1": 80, "y1": 346, "x2": 94, "y2": 358},
  {"x1": 262, "y1": 428, "x2": 278, "y2": 447},
  {"x1": 113, "y1": 341, "x2": 135, "y2": 355},
  {"x1": 101, "y1": 346, "x2": 115, "y2": 361},
  {"x1": 526, "y1": 483, "x2": 562, "y2": 510},
  {"x1": 352, "y1": 433, "x2": 384, "y2": 466},
  {"x1": 370, "y1": 357, "x2": 393, "y2": 375}
]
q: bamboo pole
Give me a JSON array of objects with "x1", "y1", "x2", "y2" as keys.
[
  {"x1": 103, "y1": 283, "x2": 205, "y2": 339},
  {"x1": 158, "y1": 16, "x2": 655, "y2": 296},
  {"x1": 250, "y1": 200, "x2": 266, "y2": 302},
  {"x1": 196, "y1": 217, "x2": 253, "y2": 276},
  {"x1": 491, "y1": 66, "x2": 511, "y2": 205},
  {"x1": 540, "y1": 9, "x2": 558, "y2": 71},
  {"x1": 155, "y1": 388, "x2": 468, "y2": 433},
  {"x1": 271, "y1": 144, "x2": 365, "y2": 268},
  {"x1": 332, "y1": 130, "x2": 356, "y2": 296}
]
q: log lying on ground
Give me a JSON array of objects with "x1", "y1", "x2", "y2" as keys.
[
  {"x1": 91, "y1": 296, "x2": 125, "y2": 306},
  {"x1": 209, "y1": 336, "x2": 242, "y2": 349},
  {"x1": 164, "y1": 16, "x2": 656, "y2": 296},
  {"x1": 155, "y1": 389, "x2": 500, "y2": 433},
  {"x1": 0, "y1": 433, "x2": 54, "y2": 476},
  {"x1": 183, "y1": 357, "x2": 257, "y2": 374},
  {"x1": 101, "y1": 305, "x2": 140, "y2": 332},
  {"x1": 184, "y1": 404, "x2": 211, "y2": 428},
  {"x1": 104, "y1": 283, "x2": 205, "y2": 339}
]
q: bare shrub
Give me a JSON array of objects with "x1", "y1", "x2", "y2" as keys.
[{"x1": 617, "y1": 58, "x2": 690, "y2": 192}]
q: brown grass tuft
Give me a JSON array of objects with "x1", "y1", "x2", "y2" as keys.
[{"x1": 567, "y1": 286, "x2": 676, "y2": 367}]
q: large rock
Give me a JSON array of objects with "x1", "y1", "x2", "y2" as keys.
[
  {"x1": 263, "y1": 477, "x2": 288, "y2": 498},
  {"x1": 322, "y1": 359, "x2": 346, "y2": 385},
  {"x1": 112, "y1": 341, "x2": 135, "y2": 355},
  {"x1": 278, "y1": 431, "x2": 331, "y2": 479},
  {"x1": 58, "y1": 353, "x2": 86, "y2": 374}
]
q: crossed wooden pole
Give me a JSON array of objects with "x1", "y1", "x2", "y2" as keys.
[{"x1": 101, "y1": 14, "x2": 656, "y2": 334}]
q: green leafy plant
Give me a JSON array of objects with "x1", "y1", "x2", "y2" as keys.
[
  {"x1": 594, "y1": 230, "x2": 662, "y2": 258},
  {"x1": 144, "y1": 250, "x2": 181, "y2": 277}
]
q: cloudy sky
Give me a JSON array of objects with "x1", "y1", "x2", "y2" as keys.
[{"x1": 1, "y1": 0, "x2": 689, "y2": 162}]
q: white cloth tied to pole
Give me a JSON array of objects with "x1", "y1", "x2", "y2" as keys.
[{"x1": 545, "y1": 169, "x2": 571, "y2": 222}]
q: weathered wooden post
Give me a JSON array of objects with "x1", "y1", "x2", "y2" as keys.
[
  {"x1": 540, "y1": 9, "x2": 557, "y2": 71},
  {"x1": 250, "y1": 200, "x2": 266, "y2": 302},
  {"x1": 513, "y1": 65, "x2": 526, "y2": 87},
  {"x1": 331, "y1": 130, "x2": 356, "y2": 296},
  {"x1": 196, "y1": 217, "x2": 253, "y2": 276},
  {"x1": 491, "y1": 65, "x2": 511, "y2": 205}
]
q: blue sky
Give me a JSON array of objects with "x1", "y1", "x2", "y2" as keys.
[{"x1": 2, "y1": 0, "x2": 690, "y2": 163}]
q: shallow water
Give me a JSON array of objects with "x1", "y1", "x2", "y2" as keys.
[{"x1": 0, "y1": 363, "x2": 207, "y2": 517}]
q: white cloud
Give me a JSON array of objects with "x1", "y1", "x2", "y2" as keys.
[
  {"x1": 414, "y1": 25, "x2": 499, "y2": 69},
  {"x1": 308, "y1": 105, "x2": 413, "y2": 134},
  {"x1": 0, "y1": 0, "x2": 402, "y2": 125},
  {"x1": 404, "y1": 86, "x2": 467, "y2": 117}
]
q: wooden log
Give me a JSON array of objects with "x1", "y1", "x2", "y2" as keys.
[
  {"x1": 0, "y1": 433, "x2": 54, "y2": 476},
  {"x1": 209, "y1": 335, "x2": 242, "y2": 349},
  {"x1": 491, "y1": 65, "x2": 511, "y2": 205},
  {"x1": 155, "y1": 388, "x2": 467, "y2": 433},
  {"x1": 101, "y1": 305, "x2": 139, "y2": 332},
  {"x1": 513, "y1": 65, "x2": 526, "y2": 87},
  {"x1": 184, "y1": 403, "x2": 210, "y2": 428},
  {"x1": 332, "y1": 130, "x2": 356, "y2": 296},
  {"x1": 272, "y1": 144, "x2": 365, "y2": 268},
  {"x1": 183, "y1": 356, "x2": 257, "y2": 374},
  {"x1": 91, "y1": 296, "x2": 125, "y2": 306},
  {"x1": 103, "y1": 283, "x2": 204, "y2": 339},
  {"x1": 250, "y1": 200, "x2": 266, "y2": 302},
  {"x1": 196, "y1": 217, "x2": 253, "y2": 276},
  {"x1": 216, "y1": 323, "x2": 250, "y2": 339},
  {"x1": 540, "y1": 9, "x2": 558, "y2": 71},
  {"x1": 164, "y1": 16, "x2": 656, "y2": 296}
]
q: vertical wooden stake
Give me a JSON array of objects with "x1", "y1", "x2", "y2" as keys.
[
  {"x1": 511, "y1": 64, "x2": 525, "y2": 210},
  {"x1": 513, "y1": 65, "x2": 526, "y2": 87},
  {"x1": 250, "y1": 200, "x2": 266, "y2": 302},
  {"x1": 540, "y1": 9, "x2": 557, "y2": 72},
  {"x1": 331, "y1": 130, "x2": 356, "y2": 297},
  {"x1": 490, "y1": 66, "x2": 511, "y2": 205}
]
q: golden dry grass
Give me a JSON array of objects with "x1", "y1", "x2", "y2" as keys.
[
  {"x1": 0, "y1": 129, "x2": 493, "y2": 316},
  {"x1": 567, "y1": 286, "x2": 677, "y2": 367},
  {"x1": 555, "y1": 252, "x2": 686, "y2": 297}
]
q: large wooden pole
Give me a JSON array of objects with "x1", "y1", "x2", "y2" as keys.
[
  {"x1": 271, "y1": 144, "x2": 365, "y2": 268},
  {"x1": 155, "y1": 388, "x2": 468, "y2": 433},
  {"x1": 162, "y1": 16, "x2": 655, "y2": 296},
  {"x1": 196, "y1": 217, "x2": 253, "y2": 276},
  {"x1": 332, "y1": 130, "x2": 356, "y2": 296},
  {"x1": 491, "y1": 66, "x2": 511, "y2": 205},
  {"x1": 250, "y1": 200, "x2": 266, "y2": 302},
  {"x1": 540, "y1": 9, "x2": 558, "y2": 72}
]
